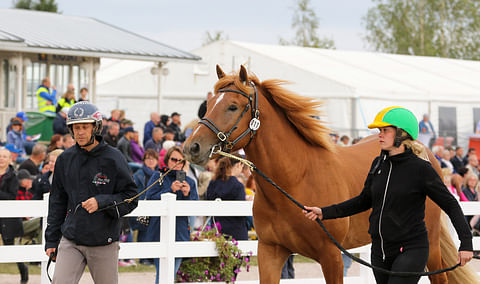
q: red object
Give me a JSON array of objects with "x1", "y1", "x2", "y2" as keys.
[{"x1": 468, "y1": 136, "x2": 480, "y2": 160}]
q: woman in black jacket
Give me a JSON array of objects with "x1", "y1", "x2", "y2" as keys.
[
  {"x1": 303, "y1": 107, "x2": 473, "y2": 284},
  {"x1": 0, "y1": 148, "x2": 28, "y2": 283},
  {"x1": 206, "y1": 154, "x2": 248, "y2": 241}
]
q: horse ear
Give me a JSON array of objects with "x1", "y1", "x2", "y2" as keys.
[
  {"x1": 239, "y1": 65, "x2": 249, "y2": 85},
  {"x1": 216, "y1": 65, "x2": 225, "y2": 79}
]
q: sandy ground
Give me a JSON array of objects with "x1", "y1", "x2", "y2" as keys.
[{"x1": 1, "y1": 261, "x2": 479, "y2": 283}]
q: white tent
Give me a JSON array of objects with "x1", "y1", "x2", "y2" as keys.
[{"x1": 97, "y1": 40, "x2": 480, "y2": 148}]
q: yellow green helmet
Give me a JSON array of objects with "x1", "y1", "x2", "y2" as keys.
[{"x1": 368, "y1": 106, "x2": 419, "y2": 140}]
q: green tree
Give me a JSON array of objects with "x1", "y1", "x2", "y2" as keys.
[
  {"x1": 13, "y1": 0, "x2": 32, "y2": 9},
  {"x1": 202, "y1": 31, "x2": 229, "y2": 46},
  {"x1": 279, "y1": 0, "x2": 335, "y2": 49},
  {"x1": 363, "y1": 0, "x2": 480, "y2": 60},
  {"x1": 13, "y1": 0, "x2": 58, "y2": 13}
]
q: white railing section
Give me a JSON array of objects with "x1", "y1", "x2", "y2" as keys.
[{"x1": 0, "y1": 195, "x2": 479, "y2": 284}]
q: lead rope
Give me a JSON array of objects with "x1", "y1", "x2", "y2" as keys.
[
  {"x1": 97, "y1": 159, "x2": 185, "y2": 212},
  {"x1": 212, "y1": 149, "x2": 470, "y2": 277}
]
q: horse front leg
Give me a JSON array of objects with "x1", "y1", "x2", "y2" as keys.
[{"x1": 257, "y1": 241, "x2": 290, "y2": 284}]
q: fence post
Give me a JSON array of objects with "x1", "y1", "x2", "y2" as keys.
[
  {"x1": 41, "y1": 193, "x2": 50, "y2": 284},
  {"x1": 159, "y1": 193, "x2": 177, "y2": 283},
  {"x1": 359, "y1": 249, "x2": 374, "y2": 284}
]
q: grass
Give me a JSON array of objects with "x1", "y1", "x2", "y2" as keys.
[{"x1": 0, "y1": 256, "x2": 315, "y2": 275}]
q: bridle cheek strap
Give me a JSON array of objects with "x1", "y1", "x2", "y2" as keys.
[{"x1": 199, "y1": 83, "x2": 260, "y2": 152}]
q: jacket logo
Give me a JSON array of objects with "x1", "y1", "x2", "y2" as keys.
[{"x1": 92, "y1": 172, "x2": 110, "y2": 185}]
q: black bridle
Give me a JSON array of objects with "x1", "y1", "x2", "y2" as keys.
[{"x1": 198, "y1": 83, "x2": 260, "y2": 153}]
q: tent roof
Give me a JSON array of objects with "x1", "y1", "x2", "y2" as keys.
[
  {"x1": 230, "y1": 41, "x2": 480, "y2": 102},
  {"x1": 0, "y1": 9, "x2": 200, "y2": 62}
]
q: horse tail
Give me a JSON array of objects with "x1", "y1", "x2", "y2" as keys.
[{"x1": 440, "y1": 216, "x2": 479, "y2": 284}]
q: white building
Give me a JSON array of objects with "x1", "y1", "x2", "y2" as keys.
[
  {"x1": 0, "y1": 8, "x2": 199, "y2": 141},
  {"x1": 98, "y1": 40, "x2": 480, "y2": 148}
]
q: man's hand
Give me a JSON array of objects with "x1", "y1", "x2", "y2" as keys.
[
  {"x1": 45, "y1": 248, "x2": 56, "y2": 260},
  {"x1": 82, "y1": 197, "x2": 98, "y2": 213}
]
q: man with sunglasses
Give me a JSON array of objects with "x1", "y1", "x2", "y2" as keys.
[{"x1": 45, "y1": 102, "x2": 138, "y2": 284}]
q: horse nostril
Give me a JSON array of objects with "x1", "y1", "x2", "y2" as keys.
[{"x1": 190, "y1": 142, "x2": 200, "y2": 155}]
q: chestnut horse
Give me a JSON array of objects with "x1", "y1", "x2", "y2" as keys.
[{"x1": 183, "y1": 65, "x2": 478, "y2": 284}]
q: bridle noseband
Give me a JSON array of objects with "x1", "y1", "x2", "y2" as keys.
[{"x1": 198, "y1": 83, "x2": 260, "y2": 153}]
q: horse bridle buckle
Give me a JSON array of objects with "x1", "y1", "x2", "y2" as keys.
[{"x1": 217, "y1": 132, "x2": 227, "y2": 142}]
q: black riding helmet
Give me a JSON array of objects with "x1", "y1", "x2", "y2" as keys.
[{"x1": 66, "y1": 102, "x2": 103, "y2": 147}]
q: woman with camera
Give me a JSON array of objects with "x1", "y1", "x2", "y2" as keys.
[{"x1": 144, "y1": 146, "x2": 198, "y2": 284}]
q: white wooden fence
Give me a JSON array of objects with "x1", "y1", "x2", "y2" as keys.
[{"x1": 0, "y1": 194, "x2": 479, "y2": 284}]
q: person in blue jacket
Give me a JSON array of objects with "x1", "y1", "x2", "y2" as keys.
[
  {"x1": 144, "y1": 145, "x2": 198, "y2": 284},
  {"x1": 36, "y1": 77, "x2": 57, "y2": 114}
]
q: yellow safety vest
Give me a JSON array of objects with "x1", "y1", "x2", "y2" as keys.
[
  {"x1": 57, "y1": 98, "x2": 75, "y2": 110},
  {"x1": 36, "y1": 86, "x2": 56, "y2": 113}
]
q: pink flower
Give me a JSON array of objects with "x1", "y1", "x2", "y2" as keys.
[
  {"x1": 215, "y1": 221, "x2": 222, "y2": 232},
  {"x1": 205, "y1": 270, "x2": 209, "y2": 275}
]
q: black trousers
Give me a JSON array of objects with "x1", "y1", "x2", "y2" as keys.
[
  {"x1": 2, "y1": 237, "x2": 29, "y2": 282},
  {"x1": 371, "y1": 247, "x2": 429, "y2": 284}
]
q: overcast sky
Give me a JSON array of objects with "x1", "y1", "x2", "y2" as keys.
[{"x1": 0, "y1": 0, "x2": 375, "y2": 52}]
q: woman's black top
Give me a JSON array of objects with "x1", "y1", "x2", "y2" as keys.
[{"x1": 322, "y1": 149, "x2": 472, "y2": 258}]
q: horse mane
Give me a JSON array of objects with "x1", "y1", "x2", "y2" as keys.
[{"x1": 214, "y1": 73, "x2": 335, "y2": 152}]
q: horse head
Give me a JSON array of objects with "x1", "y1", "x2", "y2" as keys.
[{"x1": 184, "y1": 65, "x2": 260, "y2": 165}]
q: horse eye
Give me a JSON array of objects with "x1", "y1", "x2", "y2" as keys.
[{"x1": 228, "y1": 105, "x2": 238, "y2": 111}]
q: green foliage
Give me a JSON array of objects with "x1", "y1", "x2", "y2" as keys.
[
  {"x1": 363, "y1": 0, "x2": 480, "y2": 60},
  {"x1": 203, "y1": 31, "x2": 229, "y2": 46},
  {"x1": 279, "y1": 0, "x2": 335, "y2": 49},
  {"x1": 13, "y1": 0, "x2": 32, "y2": 9},
  {"x1": 176, "y1": 223, "x2": 252, "y2": 282},
  {"x1": 13, "y1": 0, "x2": 58, "y2": 13}
]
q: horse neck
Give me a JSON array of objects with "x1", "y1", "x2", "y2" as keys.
[{"x1": 243, "y1": 99, "x2": 317, "y2": 188}]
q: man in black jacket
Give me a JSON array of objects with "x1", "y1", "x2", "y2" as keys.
[{"x1": 45, "y1": 102, "x2": 138, "y2": 283}]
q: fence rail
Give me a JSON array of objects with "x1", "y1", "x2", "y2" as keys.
[{"x1": 0, "y1": 194, "x2": 479, "y2": 283}]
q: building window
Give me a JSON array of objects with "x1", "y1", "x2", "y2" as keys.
[
  {"x1": 26, "y1": 62, "x2": 47, "y2": 110},
  {"x1": 25, "y1": 62, "x2": 88, "y2": 110},
  {"x1": 438, "y1": 106, "x2": 457, "y2": 145}
]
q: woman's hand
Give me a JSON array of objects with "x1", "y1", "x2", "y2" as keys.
[
  {"x1": 179, "y1": 181, "x2": 190, "y2": 196},
  {"x1": 303, "y1": 206, "x2": 323, "y2": 221},
  {"x1": 458, "y1": 250, "x2": 473, "y2": 266},
  {"x1": 171, "y1": 180, "x2": 182, "y2": 192}
]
